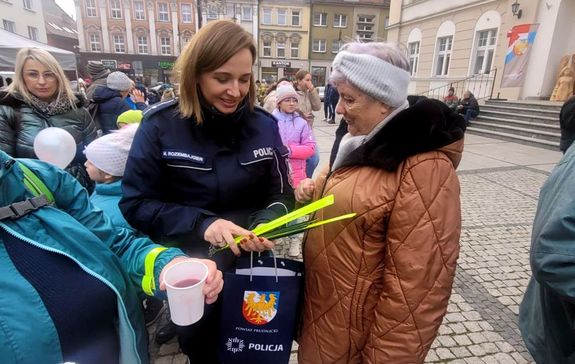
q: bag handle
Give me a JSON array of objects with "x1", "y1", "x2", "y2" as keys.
[{"x1": 249, "y1": 251, "x2": 279, "y2": 283}]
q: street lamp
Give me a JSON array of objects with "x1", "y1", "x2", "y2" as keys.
[{"x1": 511, "y1": 0, "x2": 522, "y2": 19}]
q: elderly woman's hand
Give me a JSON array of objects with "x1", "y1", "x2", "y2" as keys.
[
  {"x1": 159, "y1": 257, "x2": 224, "y2": 304},
  {"x1": 204, "y1": 218, "x2": 274, "y2": 256},
  {"x1": 295, "y1": 178, "x2": 315, "y2": 203}
]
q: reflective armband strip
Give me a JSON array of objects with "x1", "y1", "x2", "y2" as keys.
[{"x1": 142, "y1": 247, "x2": 168, "y2": 296}]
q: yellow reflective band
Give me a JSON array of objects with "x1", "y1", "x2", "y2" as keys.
[
  {"x1": 142, "y1": 247, "x2": 168, "y2": 296},
  {"x1": 218, "y1": 194, "x2": 336, "y2": 251}
]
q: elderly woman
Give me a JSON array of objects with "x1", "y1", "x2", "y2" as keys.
[
  {"x1": 295, "y1": 42, "x2": 465, "y2": 363},
  {"x1": 0, "y1": 48, "x2": 98, "y2": 190}
]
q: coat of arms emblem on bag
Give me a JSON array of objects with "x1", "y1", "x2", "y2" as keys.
[{"x1": 242, "y1": 291, "x2": 280, "y2": 325}]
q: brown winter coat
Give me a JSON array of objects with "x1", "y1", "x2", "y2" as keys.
[{"x1": 298, "y1": 96, "x2": 466, "y2": 364}]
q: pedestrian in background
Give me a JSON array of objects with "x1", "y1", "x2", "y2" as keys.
[
  {"x1": 262, "y1": 77, "x2": 290, "y2": 113},
  {"x1": 519, "y1": 95, "x2": 575, "y2": 363},
  {"x1": 295, "y1": 41, "x2": 464, "y2": 363},
  {"x1": 0, "y1": 47, "x2": 97, "y2": 191},
  {"x1": 0, "y1": 149, "x2": 223, "y2": 364},
  {"x1": 272, "y1": 81, "x2": 315, "y2": 257},
  {"x1": 85, "y1": 123, "x2": 139, "y2": 232},
  {"x1": 120, "y1": 20, "x2": 294, "y2": 363},
  {"x1": 85, "y1": 61, "x2": 110, "y2": 102},
  {"x1": 457, "y1": 90, "x2": 480, "y2": 125},
  {"x1": 92, "y1": 71, "x2": 146, "y2": 134},
  {"x1": 323, "y1": 82, "x2": 333, "y2": 122},
  {"x1": 326, "y1": 82, "x2": 339, "y2": 124},
  {"x1": 116, "y1": 109, "x2": 143, "y2": 129},
  {"x1": 294, "y1": 69, "x2": 321, "y2": 178},
  {"x1": 444, "y1": 86, "x2": 459, "y2": 111}
]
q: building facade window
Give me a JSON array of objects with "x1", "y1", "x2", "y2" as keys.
[
  {"x1": 291, "y1": 10, "x2": 300, "y2": 26},
  {"x1": 85, "y1": 0, "x2": 97, "y2": 17},
  {"x1": 134, "y1": 1, "x2": 145, "y2": 20},
  {"x1": 27, "y1": 26, "x2": 38, "y2": 41},
  {"x1": 332, "y1": 40, "x2": 342, "y2": 53},
  {"x1": 434, "y1": 36, "x2": 452, "y2": 76},
  {"x1": 334, "y1": 14, "x2": 347, "y2": 28},
  {"x1": 291, "y1": 42, "x2": 298, "y2": 58},
  {"x1": 160, "y1": 37, "x2": 171, "y2": 55},
  {"x1": 357, "y1": 23, "x2": 373, "y2": 31},
  {"x1": 226, "y1": 4, "x2": 235, "y2": 19},
  {"x1": 207, "y1": 5, "x2": 218, "y2": 19},
  {"x1": 23, "y1": 0, "x2": 32, "y2": 11},
  {"x1": 358, "y1": 33, "x2": 373, "y2": 42},
  {"x1": 357, "y1": 15, "x2": 374, "y2": 23},
  {"x1": 262, "y1": 8, "x2": 271, "y2": 24},
  {"x1": 263, "y1": 40, "x2": 271, "y2": 57},
  {"x1": 242, "y1": 6, "x2": 252, "y2": 21},
  {"x1": 158, "y1": 2, "x2": 169, "y2": 22},
  {"x1": 472, "y1": 28, "x2": 497, "y2": 74},
  {"x1": 181, "y1": 4, "x2": 192, "y2": 23},
  {"x1": 277, "y1": 42, "x2": 285, "y2": 58},
  {"x1": 312, "y1": 39, "x2": 326, "y2": 53},
  {"x1": 3, "y1": 19, "x2": 15, "y2": 32},
  {"x1": 113, "y1": 34, "x2": 125, "y2": 53},
  {"x1": 137, "y1": 36, "x2": 148, "y2": 54},
  {"x1": 110, "y1": 0, "x2": 122, "y2": 19},
  {"x1": 89, "y1": 32, "x2": 101, "y2": 51},
  {"x1": 313, "y1": 12, "x2": 327, "y2": 27},
  {"x1": 277, "y1": 9, "x2": 286, "y2": 25},
  {"x1": 408, "y1": 41, "x2": 419, "y2": 76}
]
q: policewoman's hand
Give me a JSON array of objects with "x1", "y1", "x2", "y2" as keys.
[
  {"x1": 204, "y1": 218, "x2": 273, "y2": 256},
  {"x1": 159, "y1": 257, "x2": 223, "y2": 304}
]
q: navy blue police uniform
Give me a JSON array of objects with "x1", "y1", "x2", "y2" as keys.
[{"x1": 120, "y1": 98, "x2": 295, "y2": 363}]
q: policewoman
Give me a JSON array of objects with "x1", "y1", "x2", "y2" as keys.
[{"x1": 120, "y1": 20, "x2": 294, "y2": 363}]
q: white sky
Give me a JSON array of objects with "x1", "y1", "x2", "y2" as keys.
[{"x1": 55, "y1": 0, "x2": 76, "y2": 20}]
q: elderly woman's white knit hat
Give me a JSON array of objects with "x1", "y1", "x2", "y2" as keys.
[
  {"x1": 332, "y1": 50, "x2": 410, "y2": 107},
  {"x1": 84, "y1": 124, "x2": 139, "y2": 177}
]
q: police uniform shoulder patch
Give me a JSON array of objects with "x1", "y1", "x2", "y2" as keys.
[{"x1": 142, "y1": 98, "x2": 179, "y2": 121}]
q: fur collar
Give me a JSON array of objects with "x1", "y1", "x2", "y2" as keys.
[{"x1": 331, "y1": 96, "x2": 466, "y2": 172}]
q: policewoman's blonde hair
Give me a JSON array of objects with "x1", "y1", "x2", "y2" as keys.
[
  {"x1": 7, "y1": 48, "x2": 78, "y2": 108},
  {"x1": 174, "y1": 20, "x2": 256, "y2": 124}
]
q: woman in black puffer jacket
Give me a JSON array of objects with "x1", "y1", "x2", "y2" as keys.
[{"x1": 0, "y1": 48, "x2": 97, "y2": 191}]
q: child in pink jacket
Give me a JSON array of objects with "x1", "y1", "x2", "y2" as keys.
[
  {"x1": 272, "y1": 81, "x2": 316, "y2": 189},
  {"x1": 272, "y1": 81, "x2": 316, "y2": 257}
]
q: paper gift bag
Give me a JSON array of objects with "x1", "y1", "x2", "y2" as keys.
[{"x1": 218, "y1": 255, "x2": 304, "y2": 364}]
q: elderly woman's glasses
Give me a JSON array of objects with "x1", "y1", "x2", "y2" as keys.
[{"x1": 24, "y1": 71, "x2": 57, "y2": 82}]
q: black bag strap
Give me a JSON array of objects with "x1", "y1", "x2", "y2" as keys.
[{"x1": 0, "y1": 195, "x2": 51, "y2": 221}]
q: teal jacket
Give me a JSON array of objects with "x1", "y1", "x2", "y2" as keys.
[
  {"x1": 90, "y1": 180, "x2": 134, "y2": 233},
  {"x1": 0, "y1": 151, "x2": 185, "y2": 364},
  {"x1": 519, "y1": 144, "x2": 575, "y2": 363}
]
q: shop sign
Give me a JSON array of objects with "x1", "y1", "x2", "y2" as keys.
[
  {"x1": 158, "y1": 61, "x2": 175, "y2": 69},
  {"x1": 101, "y1": 60, "x2": 117, "y2": 69},
  {"x1": 271, "y1": 61, "x2": 291, "y2": 68}
]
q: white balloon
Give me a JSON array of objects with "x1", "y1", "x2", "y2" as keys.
[{"x1": 33, "y1": 127, "x2": 77, "y2": 169}]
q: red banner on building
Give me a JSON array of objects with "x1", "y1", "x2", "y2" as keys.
[{"x1": 501, "y1": 24, "x2": 539, "y2": 88}]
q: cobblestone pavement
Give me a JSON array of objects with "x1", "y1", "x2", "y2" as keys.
[{"x1": 149, "y1": 115, "x2": 561, "y2": 363}]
